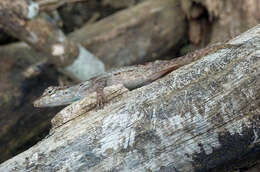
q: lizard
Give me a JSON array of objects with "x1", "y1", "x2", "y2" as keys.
[{"x1": 33, "y1": 43, "x2": 241, "y2": 108}]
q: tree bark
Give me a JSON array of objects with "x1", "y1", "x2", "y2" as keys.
[{"x1": 1, "y1": 25, "x2": 260, "y2": 172}]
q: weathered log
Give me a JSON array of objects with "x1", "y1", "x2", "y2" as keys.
[
  {"x1": 0, "y1": 0, "x2": 186, "y2": 163},
  {"x1": 36, "y1": 0, "x2": 87, "y2": 11},
  {"x1": 70, "y1": 0, "x2": 186, "y2": 68},
  {"x1": 0, "y1": 0, "x2": 186, "y2": 69},
  {"x1": 0, "y1": 0, "x2": 105, "y2": 81},
  {"x1": 181, "y1": 0, "x2": 260, "y2": 44},
  {"x1": 1, "y1": 24, "x2": 260, "y2": 171},
  {"x1": 0, "y1": 0, "x2": 39, "y2": 20}
]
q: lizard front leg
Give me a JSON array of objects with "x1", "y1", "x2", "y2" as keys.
[
  {"x1": 96, "y1": 86, "x2": 105, "y2": 109},
  {"x1": 92, "y1": 76, "x2": 107, "y2": 109}
]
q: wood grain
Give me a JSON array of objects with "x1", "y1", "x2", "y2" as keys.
[{"x1": 1, "y1": 25, "x2": 260, "y2": 172}]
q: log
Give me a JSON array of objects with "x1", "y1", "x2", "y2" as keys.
[
  {"x1": 36, "y1": 0, "x2": 87, "y2": 11},
  {"x1": 0, "y1": 0, "x2": 105, "y2": 81},
  {"x1": 0, "y1": 0, "x2": 186, "y2": 162},
  {"x1": 184, "y1": 0, "x2": 260, "y2": 43},
  {"x1": 70, "y1": 0, "x2": 186, "y2": 68},
  {"x1": 1, "y1": 25, "x2": 260, "y2": 171},
  {"x1": 0, "y1": 0, "x2": 186, "y2": 70}
]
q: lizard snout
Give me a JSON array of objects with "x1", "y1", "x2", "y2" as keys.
[{"x1": 33, "y1": 99, "x2": 41, "y2": 107}]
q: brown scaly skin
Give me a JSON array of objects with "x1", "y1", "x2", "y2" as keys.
[{"x1": 33, "y1": 43, "x2": 242, "y2": 108}]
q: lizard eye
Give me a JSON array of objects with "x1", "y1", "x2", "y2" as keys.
[{"x1": 43, "y1": 87, "x2": 56, "y2": 96}]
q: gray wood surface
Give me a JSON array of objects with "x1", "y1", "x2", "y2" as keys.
[{"x1": 1, "y1": 25, "x2": 260, "y2": 172}]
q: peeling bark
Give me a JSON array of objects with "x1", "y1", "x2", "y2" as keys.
[{"x1": 1, "y1": 25, "x2": 260, "y2": 172}]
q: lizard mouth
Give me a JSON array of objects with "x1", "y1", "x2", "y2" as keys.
[
  {"x1": 33, "y1": 97, "x2": 76, "y2": 107},
  {"x1": 33, "y1": 97, "x2": 52, "y2": 107},
  {"x1": 33, "y1": 99, "x2": 42, "y2": 107}
]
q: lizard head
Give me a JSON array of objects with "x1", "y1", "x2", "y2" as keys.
[{"x1": 33, "y1": 85, "x2": 80, "y2": 107}]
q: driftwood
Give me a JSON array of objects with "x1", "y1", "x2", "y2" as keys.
[
  {"x1": 0, "y1": 0, "x2": 186, "y2": 70},
  {"x1": 0, "y1": 0, "x2": 105, "y2": 81},
  {"x1": 70, "y1": 0, "x2": 186, "y2": 68},
  {"x1": 1, "y1": 24, "x2": 260, "y2": 171}
]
